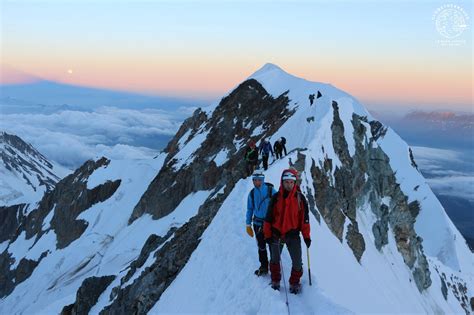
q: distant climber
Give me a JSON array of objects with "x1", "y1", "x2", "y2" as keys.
[
  {"x1": 273, "y1": 140, "x2": 283, "y2": 159},
  {"x1": 309, "y1": 94, "x2": 315, "y2": 105},
  {"x1": 264, "y1": 168, "x2": 311, "y2": 294},
  {"x1": 280, "y1": 137, "x2": 287, "y2": 156},
  {"x1": 244, "y1": 140, "x2": 259, "y2": 177},
  {"x1": 273, "y1": 137, "x2": 287, "y2": 159},
  {"x1": 258, "y1": 138, "x2": 274, "y2": 170},
  {"x1": 245, "y1": 169, "x2": 277, "y2": 276}
]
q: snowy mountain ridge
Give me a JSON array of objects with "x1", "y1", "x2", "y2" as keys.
[
  {"x1": 0, "y1": 131, "x2": 69, "y2": 206},
  {"x1": 0, "y1": 63, "x2": 472, "y2": 314}
]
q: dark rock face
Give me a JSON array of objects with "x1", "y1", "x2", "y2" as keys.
[
  {"x1": 61, "y1": 275, "x2": 116, "y2": 315},
  {"x1": 409, "y1": 147, "x2": 418, "y2": 169},
  {"x1": 19, "y1": 157, "x2": 122, "y2": 249},
  {"x1": 436, "y1": 268, "x2": 473, "y2": 314},
  {"x1": 440, "y1": 274, "x2": 448, "y2": 300},
  {"x1": 289, "y1": 151, "x2": 320, "y2": 223},
  {"x1": 372, "y1": 204, "x2": 389, "y2": 250},
  {"x1": 369, "y1": 120, "x2": 387, "y2": 141},
  {"x1": 0, "y1": 250, "x2": 48, "y2": 298},
  {"x1": 308, "y1": 102, "x2": 431, "y2": 291},
  {"x1": 118, "y1": 228, "x2": 177, "y2": 288},
  {"x1": 0, "y1": 251, "x2": 15, "y2": 297},
  {"x1": 0, "y1": 157, "x2": 120, "y2": 298},
  {"x1": 0, "y1": 203, "x2": 28, "y2": 243},
  {"x1": 309, "y1": 101, "x2": 366, "y2": 262},
  {"x1": 101, "y1": 80, "x2": 293, "y2": 314},
  {"x1": 15, "y1": 251, "x2": 48, "y2": 283},
  {"x1": 130, "y1": 79, "x2": 293, "y2": 224},
  {"x1": 49, "y1": 161, "x2": 121, "y2": 249}
]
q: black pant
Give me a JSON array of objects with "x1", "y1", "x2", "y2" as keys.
[
  {"x1": 269, "y1": 235, "x2": 302, "y2": 272},
  {"x1": 262, "y1": 154, "x2": 269, "y2": 170},
  {"x1": 253, "y1": 225, "x2": 269, "y2": 268},
  {"x1": 246, "y1": 160, "x2": 258, "y2": 177},
  {"x1": 275, "y1": 149, "x2": 282, "y2": 159}
]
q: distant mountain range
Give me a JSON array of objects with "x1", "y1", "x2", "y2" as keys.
[{"x1": 373, "y1": 110, "x2": 474, "y2": 151}]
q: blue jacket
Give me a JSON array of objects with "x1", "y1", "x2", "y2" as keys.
[
  {"x1": 259, "y1": 141, "x2": 274, "y2": 156},
  {"x1": 246, "y1": 183, "x2": 277, "y2": 226}
]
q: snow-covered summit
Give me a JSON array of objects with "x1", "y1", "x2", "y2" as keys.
[{"x1": 0, "y1": 64, "x2": 473, "y2": 315}]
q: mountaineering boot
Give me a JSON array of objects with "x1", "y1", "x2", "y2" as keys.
[
  {"x1": 271, "y1": 281, "x2": 280, "y2": 291},
  {"x1": 289, "y1": 268, "x2": 303, "y2": 294},
  {"x1": 254, "y1": 265, "x2": 268, "y2": 276},
  {"x1": 269, "y1": 262, "x2": 281, "y2": 290},
  {"x1": 289, "y1": 283, "x2": 301, "y2": 294}
]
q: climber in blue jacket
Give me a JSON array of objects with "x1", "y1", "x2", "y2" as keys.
[{"x1": 245, "y1": 169, "x2": 277, "y2": 276}]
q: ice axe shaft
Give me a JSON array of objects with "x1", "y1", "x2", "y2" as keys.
[{"x1": 307, "y1": 247, "x2": 312, "y2": 286}]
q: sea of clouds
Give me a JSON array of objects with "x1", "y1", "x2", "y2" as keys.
[
  {"x1": 0, "y1": 106, "x2": 195, "y2": 169},
  {"x1": 411, "y1": 146, "x2": 473, "y2": 202}
]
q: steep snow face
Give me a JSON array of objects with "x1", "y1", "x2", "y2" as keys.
[{"x1": 0, "y1": 131, "x2": 69, "y2": 206}]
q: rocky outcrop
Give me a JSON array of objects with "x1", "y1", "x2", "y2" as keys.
[
  {"x1": 130, "y1": 79, "x2": 293, "y2": 223},
  {"x1": 101, "y1": 79, "x2": 294, "y2": 314},
  {"x1": 0, "y1": 251, "x2": 15, "y2": 297},
  {"x1": 17, "y1": 157, "x2": 121, "y2": 249},
  {"x1": 309, "y1": 101, "x2": 366, "y2": 262},
  {"x1": 0, "y1": 203, "x2": 28, "y2": 243},
  {"x1": 0, "y1": 157, "x2": 120, "y2": 298},
  {"x1": 0, "y1": 250, "x2": 48, "y2": 298},
  {"x1": 435, "y1": 267, "x2": 472, "y2": 314},
  {"x1": 409, "y1": 147, "x2": 418, "y2": 169},
  {"x1": 308, "y1": 102, "x2": 431, "y2": 291},
  {"x1": 61, "y1": 275, "x2": 116, "y2": 315},
  {"x1": 118, "y1": 228, "x2": 177, "y2": 287}
]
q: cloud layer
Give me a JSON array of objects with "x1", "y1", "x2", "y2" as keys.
[
  {"x1": 1, "y1": 106, "x2": 190, "y2": 169},
  {"x1": 411, "y1": 146, "x2": 473, "y2": 201}
]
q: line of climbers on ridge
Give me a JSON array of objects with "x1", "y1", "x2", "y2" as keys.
[{"x1": 244, "y1": 137, "x2": 287, "y2": 176}]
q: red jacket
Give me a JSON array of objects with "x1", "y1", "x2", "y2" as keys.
[{"x1": 263, "y1": 169, "x2": 310, "y2": 240}]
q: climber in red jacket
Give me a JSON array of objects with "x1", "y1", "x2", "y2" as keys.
[{"x1": 263, "y1": 168, "x2": 311, "y2": 294}]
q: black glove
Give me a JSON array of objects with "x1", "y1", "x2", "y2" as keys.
[{"x1": 304, "y1": 238, "x2": 311, "y2": 248}]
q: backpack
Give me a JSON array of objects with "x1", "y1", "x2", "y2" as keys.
[{"x1": 250, "y1": 183, "x2": 274, "y2": 209}]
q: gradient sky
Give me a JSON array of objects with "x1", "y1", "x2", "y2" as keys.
[{"x1": 1, "y1": 0, "x2": 472, "y2": 109}]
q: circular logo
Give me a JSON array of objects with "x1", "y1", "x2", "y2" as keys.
[{"x1": 433, "y1": 4, "x2": 469, "y2": 39}]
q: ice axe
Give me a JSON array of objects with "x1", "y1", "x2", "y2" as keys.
[{"x1": 307, "y1": 247, "x2": 312, "y2": 286}]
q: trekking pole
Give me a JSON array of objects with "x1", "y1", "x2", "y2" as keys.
[
  {"x1": 278, "y1": 240, "x2": 290, "y2": 315},
  {"x1": 307, "y1": 247, "x2": 312, "y2": 286}
]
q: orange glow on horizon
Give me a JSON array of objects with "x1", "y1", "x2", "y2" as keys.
[{"x1": 2, "y1": 56, "x2": 472, "y2": 107}]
